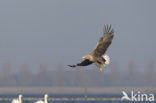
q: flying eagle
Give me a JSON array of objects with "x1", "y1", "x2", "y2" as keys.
[{"x1": 68, "y1": 25, "x2": 114, "y2": 72}]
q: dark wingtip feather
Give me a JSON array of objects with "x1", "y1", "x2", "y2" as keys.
[
  {"x1": 104, "y1": 24, "x2": 114, "y2": 35},
  {"x1": 68, "y1": 65, "x2": 76, "y2": 67},
  {"x1": 110, "y1": 28, "x2": 114, "y2": 34}
]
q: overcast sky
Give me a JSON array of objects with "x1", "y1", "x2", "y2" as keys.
[{"x1": 0, "y1": 0, "x2": 156, "y2": 72}]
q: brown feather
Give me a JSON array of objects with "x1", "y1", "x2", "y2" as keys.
[{"x1": 91, "y1": 25, "x2": 114, "y2": 57}]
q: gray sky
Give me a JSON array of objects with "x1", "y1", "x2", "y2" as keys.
[{"x1": 0, "y1": 0, "x2": 156, "y2": 72}]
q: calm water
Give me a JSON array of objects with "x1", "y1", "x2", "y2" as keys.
[{"x1": 0, "y1": 94, "x2": 154, "y2": 103}]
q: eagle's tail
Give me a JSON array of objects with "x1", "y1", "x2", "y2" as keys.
[{"x1": 102, "y1": 54, "x2": 110, "y2": 64}]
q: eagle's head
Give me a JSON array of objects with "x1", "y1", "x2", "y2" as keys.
[
  {"x1": 82, "y1": 55, "x2": 94, "y2": 61},
  {"x1": 82, "y1": 55, "x2": 88, "y2": 59}
]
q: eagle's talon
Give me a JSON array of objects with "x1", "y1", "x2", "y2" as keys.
[
  {"x1": 103, "y1": 63, "x2": 106, "y2": 68},
  {"x1": 99, "y1": 68, "x2": 103, "y2": 72}
]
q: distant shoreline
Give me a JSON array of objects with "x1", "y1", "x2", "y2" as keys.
[{"x1": 0, "y1": 87, "x2": 156, "y2": 94}]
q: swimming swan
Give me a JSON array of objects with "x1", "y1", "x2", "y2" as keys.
[
  {"x1": 35, "y1": 94, "x2": 48, "y2": 103},
  {"x1": 12, "y1": 94, "x2": 23, "y2": 103}
]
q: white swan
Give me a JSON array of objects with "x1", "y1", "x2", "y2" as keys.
[
  {"x1": 35, "y1": 94, "x2": 48, "y2": 103},
  {"x1": 12, "y1": 94, "x2": 23, "y2": 103}
]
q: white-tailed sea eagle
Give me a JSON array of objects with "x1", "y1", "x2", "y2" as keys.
[{"x1": 68, "y1": 25, "x2": 114, "y2": 72}]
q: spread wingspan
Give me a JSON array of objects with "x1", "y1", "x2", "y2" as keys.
[{"x1": 68, "y1": 25, "x2": 114, "y2": 72}]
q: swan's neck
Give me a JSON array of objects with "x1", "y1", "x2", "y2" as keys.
[
  {"x1": 19, "y1": 96, "x2": 22, "y2": 103},
  {"x1": 44, "y1": 96, "x2": 47, "y2": 103}
]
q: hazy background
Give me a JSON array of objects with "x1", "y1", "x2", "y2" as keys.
[{"x1": 0, "y1": 0, "x2": 155, "y2": 87}]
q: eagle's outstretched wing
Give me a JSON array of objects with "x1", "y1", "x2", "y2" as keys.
[
  {"x1": 91, "y1": 25, "x2": 114, "y2": 57},
  {"x1": 68, "y1": 59, "x2": 93, "y2": 67}
]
